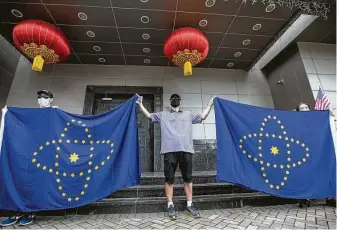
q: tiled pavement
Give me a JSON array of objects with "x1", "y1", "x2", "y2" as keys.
[{"x1": 1, "y1": 204, "x2": 335, "y2": 229}]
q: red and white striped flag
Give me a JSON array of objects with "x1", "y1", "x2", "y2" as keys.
[{"x1": 314, "y1": 86, "x2": 331, "y2": 110}]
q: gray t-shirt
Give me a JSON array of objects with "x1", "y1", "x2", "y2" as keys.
[{"x1": 150, "y1": 110, "x2": 202, "y2": 154}]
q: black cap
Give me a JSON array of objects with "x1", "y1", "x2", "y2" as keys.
[
  {"x1": 37, "y1": 90, "x2": 53, "y2": 98},
  {"x1": 170, "y1": 94, "x2": 181, "y2": 100}
]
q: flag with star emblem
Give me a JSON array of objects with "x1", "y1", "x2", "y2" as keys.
[
  {"x1": 0, "y1": 95, "x2": 140, "y2": 211},
  {"x1": 215, "y1": 98, "x2": 336, "y2": 199}
]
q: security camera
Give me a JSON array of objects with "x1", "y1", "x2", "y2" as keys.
[{"x1": 276, "y1": 79, "x2": 284, "y2": 85}]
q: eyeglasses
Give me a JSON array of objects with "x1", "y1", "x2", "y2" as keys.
[
  {"x1": 38, "y1": 95, "x2": 50, "y2": 99},
  {"x1": 170, "y1": 98, "x2": 181, "y2": 101}
]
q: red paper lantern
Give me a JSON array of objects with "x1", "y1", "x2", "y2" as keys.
[
  {"x1": 164, "y1": 27, "x2": 209, "y2": 76},
  {"x1": 13, "y1": 20, "x2": 70, "y2": 71}
]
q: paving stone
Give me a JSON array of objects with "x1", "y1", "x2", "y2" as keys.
[
  {"x1": 294, "y1": 221, "x2": 305, "y2": 228},
  {"x1": 8, "y1": 204, "x2": 334, "y2": 230}
]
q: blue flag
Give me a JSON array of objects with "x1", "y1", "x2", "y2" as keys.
[
  {"x1": 0, "y1": 95, "x2": 140, "y2": 212},
  {"x1": 215, "y1": 98, "x2": 336, "y2": 199}
]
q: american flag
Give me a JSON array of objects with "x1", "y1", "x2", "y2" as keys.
[{"x1": 314, "y1": 86, "x2": 331, "y2": 110}]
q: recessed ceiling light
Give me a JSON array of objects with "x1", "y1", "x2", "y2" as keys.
[
  {"x1": 199, "y1": 19, "x2": 208, "y2": 27},
  {"x1": 93, "y1": 46, "x2": 101, "y2": 52},
  {"x1": 227, "y1": 62, "x2": 234, "y2": 67},
  {"x1": 11, "y1": 9, "x2": 23, "y2": 18},
  {"x1": 142, "y1": 33, "x2": 150, "y2": 40},
  {"x1": 141, "y1": 16, "x2": 150, "y2": 24},
  {"x1": 265, "y1": 4, "x2": 276, "y2": 12},
  {"x1": 205, "y1": 0, "x2": 216, "y2": 7},
  {"x1": 143, "y1": 48, "x2": 151, "y2": 53},
  {"x1": 144, "y1": 59, "x2": 151, "y2": 64},
  {"x1": 98, "y1": 58, "x2": 106, "y2": 63},
  {"x1": 252, "y1": 24, "x2": 262, "y2": 31},
  {"x1": 78, "y1": 12, "x2": 88, "y2": 21},
  {"x1": 234, "y1": 52, "x2": 242, "y2": 58},
  {"x1": 140, "y1": 0, "x2": 148, "y2": 2},
  {"x1": 242, "y1": 39, "x2": 251, "y2": 46},
  {"x1": 86, "y1": 30, "x2": 95, "y2": 38}
]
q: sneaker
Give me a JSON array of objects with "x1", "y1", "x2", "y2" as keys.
[
  {"x1": 0, "y1": 213, "x2": 24, "y2": 227},
  {"x1": 167, "y1": 205, "x2": 177, "y2": 220},
  {"x1": 18, "y1": 213, "x2": 36, "y2": 226},
  {"x1": 186, "y1": 204, "x2": 200, "y2": 218}
]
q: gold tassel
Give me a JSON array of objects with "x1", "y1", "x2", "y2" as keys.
[
  {"x1": 184, "y1": 61, "x2": 192, "y2": 76},
  {"x1": 32, "y1": 55, "x2": 44, "y2": 72}
]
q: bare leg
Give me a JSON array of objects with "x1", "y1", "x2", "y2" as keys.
[
  {"x1": 184, "y1": 182, "x2": 193, "y2": 201},
  {"x1": 165, "y1": 183, "x2": 174, "y2": 202}
]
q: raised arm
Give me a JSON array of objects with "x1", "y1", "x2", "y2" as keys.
[
  {"x1": 202, "y1": 96, "x2": 216, "y2": 120},
  {"x1": 136, "y1": 98, "x2": 151, "y2": 119}
]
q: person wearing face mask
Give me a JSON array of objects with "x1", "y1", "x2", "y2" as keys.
[
  {"x1": 295, "y1": 102, "x2": 312, "y2": 208},
  {"x1": 0, "y1": 90, "x2": 56, "y2": 227},
  {"x1": 295, "y1": 102, "x2": 336, "y2": 208},
  {"x1": 136, "y1": 94, "x2": 215, "y2": 219}
]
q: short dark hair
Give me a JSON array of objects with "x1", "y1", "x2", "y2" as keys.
[
  {"x1": 296, "y1": 102, "x2": 310, "y2": 111},
  {"x1": 170, "y1": 94, "x2": 181, "y2": 100},
  {"x1": 37, "y1": 90, "x2": 53, "y2": 98}
]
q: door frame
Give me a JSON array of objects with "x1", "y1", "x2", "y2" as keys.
[{"x1": 83, "y1": 86, "x2": 163, "y2": 172}]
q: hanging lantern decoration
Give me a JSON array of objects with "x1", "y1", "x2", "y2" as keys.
[
  {"x1": 164, "y1": 27, "x2": 209, "y2": 76},
  {"x1": 13, "y1": 20, "x2": 70, "y2": 72}
]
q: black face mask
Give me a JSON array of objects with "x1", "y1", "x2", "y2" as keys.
[{"x1": 170, "y1": 98, "x2": 180, "y2": 108}]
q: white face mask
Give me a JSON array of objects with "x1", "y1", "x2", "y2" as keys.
[{"x1": 38, "y1": 98, "x2": 52, "y2": 108}]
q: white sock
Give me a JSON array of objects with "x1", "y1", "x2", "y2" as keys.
[
  {"x1": 168, "y1": 202, "x2": 174, "y2": 208},
  {"x1": 187, "y1": 200, "x2": 192, "y2": 207}
]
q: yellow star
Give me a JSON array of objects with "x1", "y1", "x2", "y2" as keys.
[
  {"x1": 69, "y1": 153, "x2": 79, "y2": 163},
  {"x1": 270, "y1": 146, "x2": 279, "y2": 155}
]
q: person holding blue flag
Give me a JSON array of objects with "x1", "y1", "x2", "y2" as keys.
[
  {"x1": 0, "y1": 90, "x2": 56, "y2": 227},
  {"x1": 0, "y1": 93, "x2": 140, "y2": 227},
  {"x1": 215, "y1": 98, "x2": 336, "y2": 203},
  {"x1": 137, "y1": 94, "x2": 215, "y2": 219}
]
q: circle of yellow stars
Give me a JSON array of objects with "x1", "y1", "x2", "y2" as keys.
[
  {"x1": 31, "y1": 119, "x2": 115, "y2": 202},
  {"x1": 238, "y1": 115, "x2": 310, "y2": 190}
]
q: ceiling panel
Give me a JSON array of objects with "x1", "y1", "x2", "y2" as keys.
[
  {"x1": 207, "y1": 47, "x2": 218, "y2": 59},
  {"x1": 125, "y1": 56, "x2": 168, "y2": 66},
  {"x1": 215, "y1": 47, "x2": 260, "y2": 60},
  {"x1": 111, "y1": 0, "x2": 177, "y2": 11},
  {"x1": 296, "y1": 9, "x2": 336, "y2": 43},
  {"x1": 114, "y1": 8, "x2": 175, "y2": 29},
  {"x1": 122, "y1": 43, "x2": 164, "y2": 56},
  {"x1": 237, "y1": 3, "x2": 296, "y2": 19},
  {"x1": 42, "y1": 0, "x2": 111, "y2": 7},
  {"x1": 45, "y1": 5, "x2": 116, "y2": 26},
  {"x1": 174, "y1": 12, "x2": 234, "y2": 33},
  {"x1": 60, "y1": 54, "x2": 81, "y2": 64},
  {"x1": 1, "y1": 0, "x2": 327, "y2": 71},
  {"x1": 204, "y1": 32, "x2": 224, "y2": 47},
  {"x1": 0, "y1": 2, "x2": 54, "y2": 24},
  {"x1": 221, "y1": 34, "x2": 271, "y2": 50},
  {"x1": 78, "y1": 54, "x2": 125, "y2": 65},
  {"x1": 0, "y1": 0, "x2": 40, "y2": 3},
  {"x1": 60, "y1": 25, "x2": 119, "y2": 42},
  {"x1": 210, "y1": 59, "x2": 252, "y2": 69},
  {"x1": 228, "y1": 17, "x2": 288, "y2": 36},
  {"x1": 118, "y1": 28, "x2": 171, "y2": 44},
  {"x1": 195, "y1": 59, "x2": 212, "y2": 68},
  {"x1": 0, "y1": 23, "x2": 15, "y2": 42},
  {"x1": 71, "y1": 41, "x2": 122, "y2": 54},
  {"x1": 177, "y1": 0, "x2": 240, "y2": 15}
]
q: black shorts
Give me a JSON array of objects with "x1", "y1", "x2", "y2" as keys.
[{"x1": 164, "y1": 152, "x2": 193, "y2": 184}]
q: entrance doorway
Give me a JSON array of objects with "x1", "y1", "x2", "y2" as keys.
[
  {"x1": 83, "y1": 86, "x2": 163, "y2": 172},
  {"x1": 93, "y1": 94, "x2": 154, "y2": 172}
]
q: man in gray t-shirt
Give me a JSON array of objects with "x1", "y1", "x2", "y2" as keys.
[{"x1": 137, "y1": 94, "x2": 215, "y2": 219}]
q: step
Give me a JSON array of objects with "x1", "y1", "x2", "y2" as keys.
[
  {"x1": 76, "y1": 193, "x2": 297, "y2": 214},
  {"x1": 140, "y1": 171, "x2": 216, "y2": 185},
  {"x1": 110, "y1": 183, "x2": 252, "y2": 198},
  {"x1": 0, "y1": 193, "x2": 296, "y2": 217}
]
